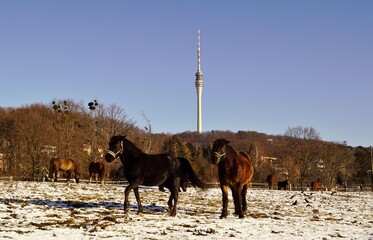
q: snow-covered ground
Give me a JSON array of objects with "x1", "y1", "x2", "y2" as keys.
[{"x1": 0, "y1": 181, "x2": 372, "y2": 240}]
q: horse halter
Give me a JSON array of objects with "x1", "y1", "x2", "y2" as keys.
[
  {"x1": 107, "y1": 141, "x2": 124, "y2": 159},
  {"x1": 213, "y1": 151, "x2": 226, "y2": 164}
]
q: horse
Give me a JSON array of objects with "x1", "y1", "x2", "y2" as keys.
[
  {"x1": 89, "y1": 161, "x2": 106, "y2": 184},
  {"x1": 211, "y1": 138, "x2": 254, "y2": 219},
  {"x1": 266, "y1": 174, "x2": 275, "y2": 190},
  {"x1": 49, "y1": 157, "x2": 80, "y2": 183},
  {"x1": 105, "y1": 135, "x2": 205, "y2": 216},
  {"x1": 277, "y1": 179, "x2": 289, "y2": 190},
  {"x1": 311, "y1": 178, "x2": 321, "y2": 191}
]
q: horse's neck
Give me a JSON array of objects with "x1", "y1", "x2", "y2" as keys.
[
  {"x1": 123, "y1": 140, "x2": 145, "y2": 160},
  {"x1": 223, "y1": 145, "x2": 238, "y2": 167},
  {"x1": 225, "y1": 145, "x2": 237, "y2": 157}
]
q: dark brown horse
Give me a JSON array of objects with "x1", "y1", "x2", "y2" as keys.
[
  {"x1": 266, "y1": 174, "x2": 275, "y2": 190},
  {"x1": 49, "y1": 157, "x2": 80, "y2": 183},
  {"x1": 211, "y1": 138, "x2": 254, "y2": 219},
  {"x1": 105, "y1": 135, "x2": 205, "y2": 216},
  {"x1": 311, "y1": 178, "x2": 321, "y2": 191},
  {"x1": 89, "y1": 161, "x2": 106, "y2": 184},
  {"x1": 277, "y1": 179, "x2": 289, "y2": 190}
]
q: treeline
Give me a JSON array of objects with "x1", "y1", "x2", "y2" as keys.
[{"x1": 0, "y1": 100, "x2": 372, "y2": 189}]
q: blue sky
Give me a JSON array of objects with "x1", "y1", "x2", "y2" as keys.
[{"x1": 1, "y1": 1, "x2": 372, "y2": 147}]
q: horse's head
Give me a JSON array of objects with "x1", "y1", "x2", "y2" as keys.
[
  {"x1": 105, "y1": 135, "x2": 125, "y2": 162},
  {"x1": 211, "y1": 138, "x2": 229, "y2": 165}
]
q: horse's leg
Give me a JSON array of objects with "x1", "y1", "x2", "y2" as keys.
[
  {"x1": 242, "y1": 184, "x2": 248, "y2": 213},
  {"x1": 95, "y1": 174, "x2": 98, "y2": 184},
  {"x1": 133, "y1": 187, "x2": 143, "y2": 214},
  {"x1": 53, "y1": 170, "x2": 57, "y2": 182},
  {"x1": 100, "y1": 171, "x2": 105, "y2": 185},
  {"x1": 237, "y1": 184, "x2": 247, "y2": 218},
  {"x1": 231, "y1": 186, "x2": 240, "y2": 216},
  {"x1": 66, "y1": 171, "x2": 72, "y2": 183},
  {"x1": 167, "y1": 192, "x2": 173, "y2": 212},
  {"x1": 124, "y1": 179, "x2": 143, "y2": 214},
  {"x1": 231, "y1": 184, "x2": 244, "y2": 218},
  {"x1": 170, "y1": 185, "x2": 178, "y2": 216},
  {"x1": 74, "y1": 170, "x2": 79, "y2": 183},
  {"x1": 123, "y1": 185, "x2": 133, "y2": 213},
  {"x1": 220, "y1": 185, "x2": 229, "y2": 219}
]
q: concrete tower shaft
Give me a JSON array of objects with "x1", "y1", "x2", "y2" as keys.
[{"x1": 195, "y1": 28, "x2": 203, "y2": 134}]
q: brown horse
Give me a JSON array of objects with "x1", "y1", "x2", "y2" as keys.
[
  {"x1": 311, "y1": 178, "x2": 321, "y2": 191},
  {"x1": 49, "y1": 157, "x2": 80, "y2": 183},
  {"x1": 266, "y1": 174, "x2": 275, "y2": 190},
  {"x1": 211, "y1": 138, "x2": 254, "y2": 219},
  {"x1": 89, "y1": 161, "x2": 106, "y2": 184}
]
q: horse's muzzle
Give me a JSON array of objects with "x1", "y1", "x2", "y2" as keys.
[
  {"x1": 105, "y1": 152, "x2": 116, "y2": 162},
  {"x1": 212, "y1": 152, "x2": 225, "y2": 165}
]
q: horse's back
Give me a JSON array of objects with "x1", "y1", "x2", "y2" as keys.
[
  {"x1": 219, "y1": 151, "x2": 253, "y2": 186},
  {"x1": 52, "y1": 157, "x2": 75, "y2": 171},
  {"x1": 89, "y1": 161, "x2": 105, "y2": 173}
]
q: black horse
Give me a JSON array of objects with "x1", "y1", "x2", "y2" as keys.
[
  {"x1": 105, "y1": 135, "x2": 205, "y2": 216},
  {"x1": 277, "y1": 179, "x2": 289, "y2": 190}
]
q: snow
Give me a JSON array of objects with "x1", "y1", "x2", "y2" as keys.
[{"x1": 0, "y1": 181, "x2": 372, "y2": 240}]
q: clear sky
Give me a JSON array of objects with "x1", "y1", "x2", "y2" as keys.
[{"x1": 1, "y1": 1, "x2": 372, "y2": 147}]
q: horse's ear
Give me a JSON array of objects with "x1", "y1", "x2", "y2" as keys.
[{"x1": 224, "y1": 139, "x2": 230, "y2": 144}]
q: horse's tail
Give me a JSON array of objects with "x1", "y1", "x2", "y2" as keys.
[
  {"x1": 49, "y1": 158, "x2": 55, "y2": 180},
  {"x1": 179, "y1": 157, "x2": 206, "y2": 189}
]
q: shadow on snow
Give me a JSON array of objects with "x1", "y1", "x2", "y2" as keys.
[{"x1": 0, "y1": 198, "x2": 167, "y2": 213}]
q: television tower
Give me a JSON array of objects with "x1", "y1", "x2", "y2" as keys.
[{"x1": 195, "y1": 28, "x2": 204, "y2": 134}]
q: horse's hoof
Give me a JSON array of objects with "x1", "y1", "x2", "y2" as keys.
[
  {"x1": 170, "y1": 212, "x2": 176, "y2": 217},
  {"x1": 239, "y1": 214, "x2": 245, "y2": 219},
  {"x1": 137, "y1": 208, "x2": 143, "y2": 214},
  {"x1": 123, "y1": 213, "x2": 131, "y2": 220},
  {"x1": 220, "y1": 215, "x2": 227, "y2": 219}
]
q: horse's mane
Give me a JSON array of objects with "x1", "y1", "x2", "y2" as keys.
[
  {"x1": 239, "y1": 151, "x2": 250, "y2": 158},
  {"x1": 225, "y1": 144, "x2": 237, "y2": 156},
  {"x1": 112, "y1": 135, "x2": 144, "y2": 158}
]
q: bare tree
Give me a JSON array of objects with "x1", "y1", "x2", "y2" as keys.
[
  {"x1": 51, "y1": 99, "x2": 84, "y2": 158},
  {"x1": 319, "y1": 142, "x2": 355, "y2": 188},
  {"x1": 13, "y1": 104, "x2": 55, "y2": 180},
  {"x1": 104, "y1": 103, "x2": 135, "y2": 138},
  {"x1": 284, "y1": 126, "x2": 321, "y2": 190},
  {"x1": 0, "y1": 108, "x2": 18, "y2": 176},
  {"x1": 285, "y1": 126, "x2": 321, "y2": 140}
]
